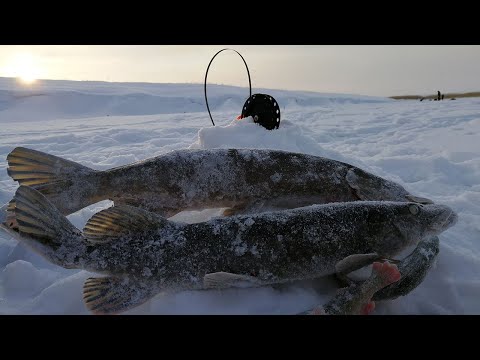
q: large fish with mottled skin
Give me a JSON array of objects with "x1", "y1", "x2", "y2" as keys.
[
  {"x1": 2, "y1": 147, "x2": 432, "y2": 231},
  {"x1": 11, "y1": 186, "x2": 456, "y2": 315}
]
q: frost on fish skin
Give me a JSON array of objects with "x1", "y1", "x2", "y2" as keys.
[
  {"x1": 64, "y1": 201, "x2": 454, "y2": 297},
  {"x1": 244, "y1": 218, "x2": 255, "y2": 226},
  {"x1": 10, "y1": 148, "x2": 421, "y2": 221},
  {"x1": 419, "y1": 247, "x2": 436, "y2": 260},
  {"x1": 17, "y1": 181, "x2": 452, "y2": 305},
  {"x1": 270, "y1": 173, "x2": 282, "y2": 183},
  {"x1": 142, "y1": 267, "x2": 152, "y2": 277}
]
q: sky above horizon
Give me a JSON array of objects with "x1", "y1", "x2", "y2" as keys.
[{"x1": 0, "y1": 45, "x2": 479, "y2": 97}]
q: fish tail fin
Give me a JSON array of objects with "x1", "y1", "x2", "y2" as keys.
[
  {"x1": 13, "y1": 185, "x2": 84, "y2": 266},
  {"x1": 7, "y1": 147, "x2": 99, "y2": 215}
]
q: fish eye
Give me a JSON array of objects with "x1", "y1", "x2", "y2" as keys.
[{"x1": 409, "y1": 204, "x2": 420, "y2": 215}]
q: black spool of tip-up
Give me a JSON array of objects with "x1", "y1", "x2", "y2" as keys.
[{"x1": 204, "y1": 48, "x2": 281, "y2": 130}]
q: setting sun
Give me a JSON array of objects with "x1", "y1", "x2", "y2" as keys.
[
  {"x1": 2, "y1": 52, "x2": 42, "y2": 84},
  {"x1": 19, "y1": 75, "x2": 36, "y2": 84}
]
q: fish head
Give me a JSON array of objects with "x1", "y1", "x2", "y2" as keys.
[
  {"x1": 346, "y1": 168, "x2": 434, "y2": 204},
  {"x1": 406, "y1": 202, "x2": 458, "y2": 235},
  {"x1": 369, "y1": 202, "x2": 457, "y2": 256}
]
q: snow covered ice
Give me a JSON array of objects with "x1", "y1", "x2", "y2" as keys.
[{"x1": 0, "y1": 77, "x2": 479, "y2": 314}]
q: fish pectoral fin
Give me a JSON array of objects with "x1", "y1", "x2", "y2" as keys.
[
  {"x1": 83, "y1": 276, "x2": 159, "y2": 315},
  {"x1": 345, "y1": 168, "x2": 365, "y2": 199},
  {"x1": 335, "y1": 253, "x2": 382, "y2": 275},
  {"x1": 346, "y1": 168, "x2": 381, "y2": 201},
  {"x1": 83, "y1": 205, "x2": 168, "y2": 244},
  {"x1": 203, "y1": 272, "x2": 261, "y2": 289}
]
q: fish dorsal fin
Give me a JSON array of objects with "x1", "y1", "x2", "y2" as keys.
[
  {"x1": 203, "y1": 272, "x2": 261, "y2": 289},
  {"x1": 83, "y1": 205, "x2": 167, "y2": 244},
  {"x1": 83, "y1": 276, "x2": 159, "y2": 315},
  {"x1": 346, "y1": 168, "x2": 373, "y2": 200}
]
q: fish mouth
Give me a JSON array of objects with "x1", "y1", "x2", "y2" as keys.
[
  {"x1": 430, "y1": 205, "x2": 458, "y2": 232},
  {"x1": 440, "y1": 209, "x2": 458, "y2": 230},
  {"x1": 405, "y1": 195, "x2": 434, "y2": 205}
]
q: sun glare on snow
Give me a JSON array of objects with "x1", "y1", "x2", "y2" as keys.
[{"x1": 3, "y1": 53, "x2": 42, "y2": 85}]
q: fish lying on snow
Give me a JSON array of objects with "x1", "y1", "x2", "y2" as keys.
[
  {"x1": 11, "y1": 185, "x2": 456, "y2": 314},
  {"x1": 3, "y1": 147, "x2": 433, "y2": 231}
]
